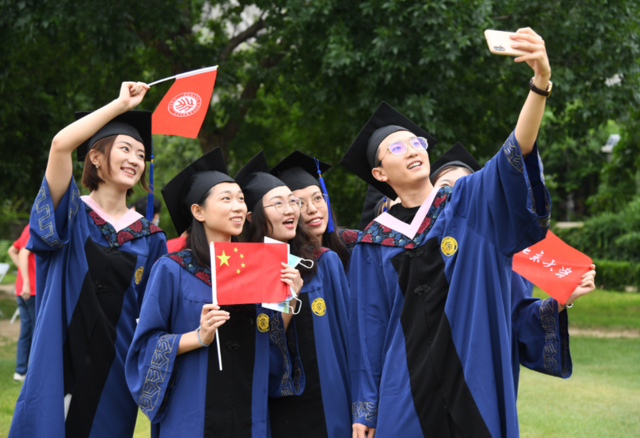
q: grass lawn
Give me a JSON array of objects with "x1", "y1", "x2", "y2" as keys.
[
  {"x1": 518, "y1": 337, "x2": 640, "y2": 437},
  {"x1": 533, "y1": 287, "x2": 640, "y2": 330},
  {"x1": 1, "y1": 288, "x2": 638, "y2": 436}
]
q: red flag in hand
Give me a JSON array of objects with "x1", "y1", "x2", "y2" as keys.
[
  {"x1": 213, "y1": 242, "x2": 289, "y2": 305},
  {"x1": 152, "y1": 66, "x2": 217, "y2": 138},
  {"x1": 513, "y1": 230, "x2": 593, "y2": 305}
]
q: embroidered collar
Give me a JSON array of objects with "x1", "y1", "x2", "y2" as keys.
[
  {"x1": 312, "y1": 247, "x2": 330, "y2": 259},
  {"x1": 356, "y1": 186, "x2": 452, "y2": 249},
  {"x1": 164, "y1": 250, "x2": 212, "y2": 286},
  {"x1": 338, "y1": 229, "x2": 360, "y2": 253},
  {"x1": 85, "y1": 203, "x2": 163, "y2": 247}
]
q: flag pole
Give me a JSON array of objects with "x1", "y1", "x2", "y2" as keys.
[
  {"x1": 210, "y1": 241, "x2": 223, "y2": 371},
  {"x1": 148, "y1": 66, "x2": 218, "y2": 87}
]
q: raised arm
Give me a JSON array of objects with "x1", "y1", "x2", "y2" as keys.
[
  {"x1": 45, "y1": 82, "x2": 149, "y2": 209},
  {"x1": 511, "y1": 28, "x2": 551, "y2": 158}
]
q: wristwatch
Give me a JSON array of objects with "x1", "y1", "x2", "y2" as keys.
[{"x1": 529, "y1": 77, "x2": 553, "y2": 97}]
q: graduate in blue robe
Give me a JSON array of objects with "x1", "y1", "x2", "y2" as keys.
[
  {"x1": 340, "y1": 28, "x2": 554, "y2": 438},
  {"x1": 429, "y1": 143, "x2": 599, "y2": 397},
  {"x1": 268, "y1": 152, "x2": 352, "y2": 437},
  {"x1": 10, "y1": 82, "x2": 167, "y2": 438},
  {"x1": 428, "y1": 142, "x2": 576, "y2": 396},
  {"x1": 126, "y1": 148, "x2": 304, "y2": 438}
]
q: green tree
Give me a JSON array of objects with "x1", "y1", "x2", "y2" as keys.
[{"x1": 1, "y1": 0, "x2": 638, "y2": 231}]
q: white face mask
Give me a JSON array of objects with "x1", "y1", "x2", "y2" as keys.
[
  {"x1": 152, "y1": 217, "x2": 160, "y2": 226},
  {"x1": 288, "y1": 254, "x2": 314, "y2": 270}
]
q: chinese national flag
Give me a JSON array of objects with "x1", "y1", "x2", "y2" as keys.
[
  {"x1": 212, "y1": 242, "x2": 289, "y2": 305},
  {"x1": 152, "y1": 67, "x2": 217, "y2": 138},
  {"x1": 513, "y1": 231, "x2": 592, "y2": 305}
]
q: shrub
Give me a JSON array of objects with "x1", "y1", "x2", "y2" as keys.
[
  {"x1": 555, "y1": 196, "x2": 640, "y2": 262},
  {"x1": 592, "y1": 259, "x2": 640, "y2": 292}
]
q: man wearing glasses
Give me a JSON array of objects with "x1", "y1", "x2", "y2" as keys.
[{"x1": 341, "y1": 28, "x2": 552, "y2": 438}]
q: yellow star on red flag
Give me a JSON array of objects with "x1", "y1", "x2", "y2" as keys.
[{"x1": 217, "y1": 250, "x2": 231, "y2": 266}]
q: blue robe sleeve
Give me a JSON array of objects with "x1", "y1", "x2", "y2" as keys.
[
  {"x1": 136, "y1": 233, "x2": 168, "y2": 310},
  {"x1": 450, "y1": 131, "x2": 551, "y2": 255},
  {"x1": 348, "y1": 244, "x2": 390, "y2": 428},
  {"x1": 511, "y1": 273, "x2": 571, "y2": 393},
  {"x1": 27, "y1": 176, "x2": 82, "y2": 255},
  {"x1": 125, "y1": 258, "x2": 182, "y2": 423},
  {"x1": 268, "y1": 311, "x2": 305, "y2": 397}
]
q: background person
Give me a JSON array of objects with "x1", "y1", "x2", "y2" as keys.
[{"x1": 7, "y1": 225, "x2": 36, "y2": 382}]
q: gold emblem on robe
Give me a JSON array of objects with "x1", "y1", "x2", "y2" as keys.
[
  {"x1": 257, "y1": 313, "x2": 270, "y2": 333},
  {"x1": 441, "y1": 237, "x2": 458, "y2": 257},
  {"x1": 312, "y1": 298, "x2": 326, "y2": 316},
  {"x1": 135, "y1": 266, "x2": 144, "y2": 285}
]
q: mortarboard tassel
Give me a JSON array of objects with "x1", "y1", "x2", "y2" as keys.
[
  {"x1": 146, "y1": 147, "x2": 154, "y2": 222},
  {"x1": 382, "y1": 196, "x2": 388, "y2": 213},
  {"x1": 315, "y1": 158, "x2": 335, "y2": 233}
]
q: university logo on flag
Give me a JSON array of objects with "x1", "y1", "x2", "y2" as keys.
[
  {"x1": 212, "y1": 242, "x2": 289, "y2": 305},
  {"x1": 513, "y1": 230, "x2": 592, "y2": 304},
  {"x1": 152, "y1": 66, "x2": 218, "y2": 138}
]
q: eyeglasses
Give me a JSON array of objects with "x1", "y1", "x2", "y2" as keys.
[
  {"x1": 299, "y1": 194, "x2": 327, "y2": 213},
  {"x1": 264, "y1": 198, "x2": 301, "y2": 214},
  {"x1": 376, "y1": 136, "x2": 429, "y2": 167}
]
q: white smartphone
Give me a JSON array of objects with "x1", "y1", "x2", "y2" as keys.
[{"x1": 484, "y1": 30, "x2": 528, "y2": 57}]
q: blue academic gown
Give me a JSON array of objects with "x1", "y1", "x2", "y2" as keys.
[
  {"x1": 10, "y1": 177, "x2": 166, "y2": 438},
  {"x1": 511, "y1": 273, "x2": 572, "y2": 396},
  {"x1": 349, "y1": 131, "x2": 551, "y2": 438},
  {"x1": 269, "y1": 249, "x2": 351, "y2": 438},
  {"x1": 126, "y1": 250, "x2": 305, "y2": 438}
]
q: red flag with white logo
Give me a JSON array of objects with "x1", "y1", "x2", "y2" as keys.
[
  {"x1": 512, "y1": 230, "x2": 592, "y2": 304},
  {"x1": 151, "y1": 66, "x2": 217, "y2": 138}
]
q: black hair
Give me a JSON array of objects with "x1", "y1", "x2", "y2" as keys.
[
  {"x1": 134, "y1": 195, "x2": 161, "y2": 215},
  {"x1": 185, "y1": 187, "x2": 213, "y2": 267},
  {"x1": 431, "y1": 164, "x2": 472, "y2": 186},
  {"x1": 320, "y1": 207, "x2": 350, "y2": 271},
  {"x1": 241, "y1": 201, "x2": 318, "y2": 280}
]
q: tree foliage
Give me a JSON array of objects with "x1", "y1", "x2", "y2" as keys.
[{"x1": 1, "y1": 0, "x2": 638, "y2": 232}]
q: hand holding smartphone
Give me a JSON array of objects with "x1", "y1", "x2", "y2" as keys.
[{"x1": 484, "y1": 30, "x2": 529, "y2": 56}]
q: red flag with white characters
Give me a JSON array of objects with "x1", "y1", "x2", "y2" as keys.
[
  {"x1": 211, "y1": 242, "x2": 289, "y2": 305},
  {"x1": 513, "y1": 230, "x2": 592, "y2": 305},
  {"x1": 151, "y1": 66, "x2": 217, "y2": 138}
]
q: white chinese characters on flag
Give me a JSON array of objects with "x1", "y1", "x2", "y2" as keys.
[
  {"x1": 512, "y1": 230, "x2": 592, "y2": 305},
  {"x1": 151, "y1": 66, "x2": 218, "y2": 138}
]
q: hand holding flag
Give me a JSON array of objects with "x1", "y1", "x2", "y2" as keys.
[{"x1": 513, "y1": 230, "x2": 593, "y2": 305}]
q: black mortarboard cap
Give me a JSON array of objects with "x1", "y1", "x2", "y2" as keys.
[
  {"x1": 270, "y1": 151, "x2": 331, "y2": 191},
  {"x1": 235, "y1": 151, "x2": 286, "y2": 212},
  {"x1": 339, "y1": 102, "x2": 437, "y2": 200},
  {"x1": 75, "y1": 111, "x2": 153, "y2": 161},
  {"x1": 161, "y1": 147, "x2": 235, "y2": 235},
  {"x1": 429, "y1": 142, "x2": 482, "y2": 184}
]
